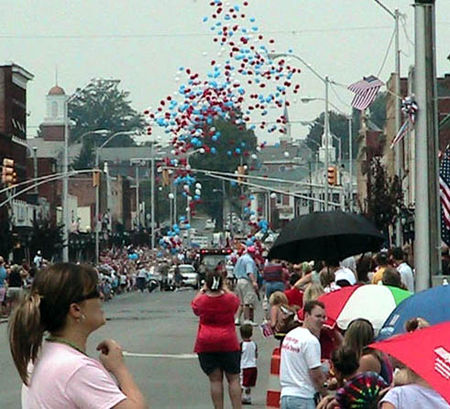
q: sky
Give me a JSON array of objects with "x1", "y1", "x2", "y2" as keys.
[{"x1": 2, "y1": 0, "x2": 449, "y2": 146}]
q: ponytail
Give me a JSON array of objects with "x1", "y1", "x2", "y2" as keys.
[
  {"x1": 205, "y1": 271, "x2": 224, "y2": 292},
  {"x1": 8, "y1": 292, "x2": 44, "y2": 385}
]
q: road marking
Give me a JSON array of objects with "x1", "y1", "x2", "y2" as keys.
[{"x1": 123, "y1": 351, "x2": 197, "y2": 359}]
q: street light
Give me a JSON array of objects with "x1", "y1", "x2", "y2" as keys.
[
  {"x1": 94, "y1": 130, "x2": 136, "y2": 264},
  {"x1": 268, "y1": 52, "x2": 331, "y2": 210},
  {"x1": 301, "y1": 98, "x2": 354, "y2": 211},
  {"x1": 63, "y1": 79, "x2": 119, "y2": 262}
]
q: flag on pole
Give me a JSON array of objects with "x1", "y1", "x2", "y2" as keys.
[
  {"x1": 348, "y1": 75, "x2": 384, "y2": 111},
  {"x1": 390, "y1": 120, "x2": 409, "y2": 149},
  {"x1": 439, "y1": 146, "x2": 450, "y2": 246}
]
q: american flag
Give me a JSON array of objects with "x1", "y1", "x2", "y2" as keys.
[
  {"x1": 440, "y1": 147, "x2": 450, "y2": 246},
  {"x1": 348, "y1": 75, "x2": 384, "y2": 111},
  {"x1": 390, "y1": 120, "x2": 409, "y2": 149}
]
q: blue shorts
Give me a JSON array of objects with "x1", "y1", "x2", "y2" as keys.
[{"x1": 281, "y1": 396, "x2": 316, "y2": 409}]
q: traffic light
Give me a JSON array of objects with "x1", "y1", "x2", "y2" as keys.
[
  {"x1": 92, "y1": 170, "x2": 101, "y2": 187},
  {"x1": 237, "y1": 165, "x2": 246, "y2": 185},
  {"x1": 2, "y1": 158, "x2": 16, "y2": 186},
  {"x1": 327, "y1": 166, "x2": 337, "y2": 186}
]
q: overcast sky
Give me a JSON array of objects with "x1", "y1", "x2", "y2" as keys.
[{"x1": 2, "y1": 0, "x2": 449, "y2": 145}]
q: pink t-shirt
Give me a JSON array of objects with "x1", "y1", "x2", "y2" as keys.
[{"x1": 22, "y1": 341, "x2": 126, "y2": 409}]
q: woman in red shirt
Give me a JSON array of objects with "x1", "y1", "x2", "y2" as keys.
[{"x1": 191, "y1": 272, "x2": 242, "y2": 409}]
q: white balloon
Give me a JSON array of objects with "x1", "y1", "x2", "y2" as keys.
[
  {"x1": 199, "y1": 148, "x2": 206, "y2": 154},
  {"x1": 251, "y1": 154, "x2": 258, "y2": 160},
  {"x1": 183, "y1": 184, "x2": 190, "y2": 191},
  {"x1": 168, "y1": 193, "x2": 174, "y2": 199},
  {"x1": 195, "y1": 189, "x2": 201, "y2": 195},
  {"x1": 284, "y1": 151, "x2": 290, "y2": 157},
  {"x1": 195, "y1": 183, "x2": 202, "y2": 189},
  {"x1": 270, "y1": 193, "x2": 277, "y2": 199}
]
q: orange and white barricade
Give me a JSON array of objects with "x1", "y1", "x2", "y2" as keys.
[{"x1": 266, "y1": 347, "x2": 281, "y2": 409}]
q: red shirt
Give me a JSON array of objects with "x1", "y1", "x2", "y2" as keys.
[
  {"x1": 284, "y1": 288, "x2": 303, "y2": 309},
  {"x1": 191, "y1": 292, "x2": 240, "y2": 353}
]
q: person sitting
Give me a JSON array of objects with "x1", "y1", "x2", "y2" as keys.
[
  {"x1": 343, "y1": 318, "x2": 393, "y2": 385},
  {"x1": 371, "y1": 251, "x2": 390, "y2": 284},
  {"x1": 284, "y1": 273, "x2": 304, "y2": 309},
  {"x1": 379, "y1": 367, "x2": 448, "y2": 409},
  {"x1": 9, "y1": 263, "x2": 147, "y2": 409},
  {"x1": 381, "y1": 268, "x2": 407, "y2": 290},
  {"x1": 317, "y1": 345, "x2": 387, "y2": 409},
  {"x1": 268, "y1": 291, "x2": 299, "y2": 337}
]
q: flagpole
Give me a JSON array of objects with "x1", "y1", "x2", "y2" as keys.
[{"x1": 414, "y1": 0, "x2": 440, "y2": 291}]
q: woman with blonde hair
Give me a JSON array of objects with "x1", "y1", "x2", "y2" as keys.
[
  {"x1": 9, "y1": 263, "x2": 147, "y2": 409},
  {"x1": 268, "y1": 291, "x2": 298, "y2": 335},
  {"x1": 303, "y1": 282, "x2": 325, "y2": 303}
]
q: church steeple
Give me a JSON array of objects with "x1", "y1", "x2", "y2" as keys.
[
  {"x1": 280, "y1": 101, "x2": 292, "y2": 146},
  {"x1": 40, "y1": 82, "x2": 66, "y2": 141}
]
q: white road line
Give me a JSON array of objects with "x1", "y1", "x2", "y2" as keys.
[{"x1": 123, "y1": 351, "x2": 197, "y2": 359}]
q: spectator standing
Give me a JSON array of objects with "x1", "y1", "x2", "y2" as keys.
[
  {"x1": 9, "y1": 263, "x2": 147, "y2": 409},
  {"x1": 239, "y1": 324, "x2": 258, "y2": 405},
  {"x1": 262, "y1": 260, "x2": 288, "y2": 299},
  {"x1": 279, "y1": 300, "x2": 327, "y2": 409},
  {"x1": 192, "y1": 271, "x2": 242, "y2": 409},
  {"x1": 7, "y1": 264, "x2": 24, "y2": 312},
  {"x1": 233, "y1": 247, "x2": 259, "y2": 326},
  {"x1": 0, "y1": 256, "x2": 7, "y2": 316},
  {"x1": 391, "y1": 247, "x2": 414, "y2": 292},
  {"x1": 33, "y1": 251, "x2": 43, "y2": 270}
]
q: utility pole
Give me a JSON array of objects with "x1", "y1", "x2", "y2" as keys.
[
  {"x1": 394, "y1": 8, "x2": 403, "y2": 246},
  {"x1": 348, "y1": 116, "x2": 353, "y2": 212},
  {"x1": 324, "y1": 76, "x2": 330, "y2": 211},
  {"x1": 151, "y1": 143, "x2": 156, "y2": 249},
  {"x1": 135, "y1": 166, "x2": 140, "y2": 229},
  {"x1": 414, "y1": 0, "x2": 440, "y2": 291}
]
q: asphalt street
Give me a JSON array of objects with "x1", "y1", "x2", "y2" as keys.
[{"x1": 0, "y1": 288, "x2": 279, "y2": 408}]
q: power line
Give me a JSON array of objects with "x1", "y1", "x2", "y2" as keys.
[{"x1": 0, "y1": 26, "x2": 395, "y2": 40}]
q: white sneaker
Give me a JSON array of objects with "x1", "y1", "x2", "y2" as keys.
[
  {"x1": 243, "y1": 320, "x2": 258, "y2": 327},
  {"x1": 234, "y1": 318, "x2": 241, "y2": 326}
]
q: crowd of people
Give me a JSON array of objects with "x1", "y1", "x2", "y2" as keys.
[
  {"x1": 191, "y1": 244, "x2": 449, "y2": 409},
  {"x1": 2, "y1": 240, "x2": 449, "y2": 408}
]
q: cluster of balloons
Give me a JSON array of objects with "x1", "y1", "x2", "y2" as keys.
[
  {"x1": 147, "y1": 1, "x2": 301, "y2": 246},
  {"x1": 145, "y1": 0, "x2": 301, "y2": 159}
]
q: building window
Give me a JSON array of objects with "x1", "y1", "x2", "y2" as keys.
[{"x1": 51, "y1": 101, "x2": 58, "y2": 117}]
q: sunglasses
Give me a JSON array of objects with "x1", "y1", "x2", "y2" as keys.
[{"x1": 73, "y1": 286, "x2": 103, "y2": 303}]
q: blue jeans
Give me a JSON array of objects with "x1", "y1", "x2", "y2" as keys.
[
  {"x1": 281, "y1": 396, "x2": 316, "y2": 409},
  {"x1": 265, "y1": 281, "x2": 285, "y2": 299}
]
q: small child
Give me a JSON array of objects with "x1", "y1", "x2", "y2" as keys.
[{"x1": 240, "y1": 324, "x2": 258, "y2": 405}]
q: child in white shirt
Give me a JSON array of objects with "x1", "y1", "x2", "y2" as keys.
[{"x1": 240, "y1": 324, "x2": 258, "y2": 405}]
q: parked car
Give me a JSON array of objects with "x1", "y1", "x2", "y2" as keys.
[{"x1": 168, "y1": 264, "x2": 199, "y2": 289}]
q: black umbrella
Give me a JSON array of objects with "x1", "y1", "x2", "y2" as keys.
[{"x1": 268, "y1": 210, "x2": 385, "y2": 263}]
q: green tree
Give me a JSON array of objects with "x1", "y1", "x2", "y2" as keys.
[
  {"x1": 188, "y1": 118, "x2": 257, "y2": 227},
  {"x1": 305, "y1": 111, "x2": 358, "y2": 161},
  {"x1": 69, "y1": 78, "x2": 145, "y2": 169},
  {"x1": 365, "y1": 157, "x2": 403, "y2": 234}
]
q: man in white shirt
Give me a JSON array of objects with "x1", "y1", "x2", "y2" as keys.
[
  {"x1": 392, "y1": 247, "x2": 414, "y2": 292},
  {"x1": 279, "y1": 300, "x2": 327, "y2": 409}
]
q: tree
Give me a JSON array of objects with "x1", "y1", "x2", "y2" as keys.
[
  {"x1": 69, "y1": 78, "x2": 145, "y2": 169},
  {"x1": 305, "y1": 111, "x2": 357, "y2": 161},
  {"x1": 365, "y1": 157, "x2": 403, "y2": 235},
  {"x1": 188, "y1": 118, "x2": 257, "y2": 227}
]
